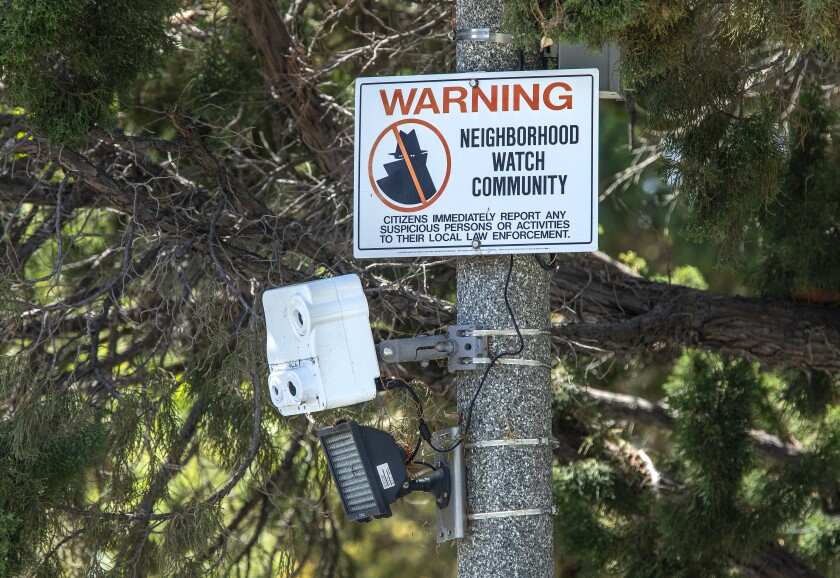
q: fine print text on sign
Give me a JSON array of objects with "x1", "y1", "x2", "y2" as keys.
[{"x1": 353, "y1": 70, "x2": 598, "y2": 258}]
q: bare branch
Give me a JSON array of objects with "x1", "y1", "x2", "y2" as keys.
[
  {"x1": 581, "y1": 385, "x2": 805, "y2": 463},
  {"x1": 551, "y1": 254, "x2": 840, "y2": 374},
  {"x1": 231, "y1": 0, "x2": 353, "y2": 183}
]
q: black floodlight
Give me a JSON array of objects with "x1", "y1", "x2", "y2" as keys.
[{"x1": 317, "y1": 420, "x2": 450, "y2": 522}]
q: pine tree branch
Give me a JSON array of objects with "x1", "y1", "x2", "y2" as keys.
[
  {"x1": 0, "y1": 178, "x2": 83, "y2": 277},
  {"x1": 209, "y1": 432, "x2": 305, "y2": 557},
  {"x1": 551, "y1": 253, "x2": 840, "y2": 374},
  {"x1": 581, "y1": 386, "x2": 806, "y2": 463},
  {"x1": 230, "y1": 0, "x2": 353, "y2": 183},
  {"x1": 583, "y1": 386, "x2": 676, "y2": 429},
  {"x1": 165, "y1": 106, "x2": 272, "y2": 219},
  {"x1": 2, "y1": 138, "x2": 453, "y2": 330},
  {"x1": 0, "y1": 176, "x2": 63, "y2": 206},
  {"x1": 313, "y1": 7, "x2": 451, "y2": 78},
  {"x1": 550, "y1": 409, "x2": 826, "y2": 578},
  {"x1": 6, "y1": 136, "x2": 837, "y2": 373},
  {"x1": 734, "y1": 543, "x2": 827, "y2": 578},
  {"x1": 42, "y1": 526, "x2": 87, "y2": 564},
  {"x1": 3, "y1": 135, "x2": 308, "y2": 285}
]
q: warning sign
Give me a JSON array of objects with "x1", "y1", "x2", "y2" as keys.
[{"x1": 353, "y1": 70, "x2": 598, "y2": 258}]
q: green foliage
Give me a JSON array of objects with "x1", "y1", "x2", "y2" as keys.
[
  {"x1": 0, "y1": 511, "x2": 23, "y2": 577},
  {"x1": 0, "y1": 278, "x2": 26, "y2": 333},
  {"x1": 595, "y1": 101, "x2": 746, "y2": 293},
  {"x1": 779, "y1": 370, "x2": 840, "y2": 419},
  {"x1": 618, "y1": 250, "x2": 648, "y2": 275},
  {"x1": 160, "y1": 503, "x2": 222, "y2": 573},
  {"x1": 661, "y1": 109, "x2": 786, "y2": 261},
  {"x1": 553, "y1": 459, "x2": 652, "y2": 577},
  {"x1": 665, "y1": 354, "x2": 759, "y2": 489},
  {"x1": 799, "y1": 513, "x2": 840, "y2": 573},
  {"x1": 619, "y1": 250, "x2": 710, "y2": 290},
  {"x1": 200, "y1": 328, "x2": 264, "y2": 472},
  {"x1": 656, "y1": 354, "x2": 762, "y2": 571},
  {"x1": 0, "y1": 0, "x2": 179, "y2": 142},
  {"x1": 749, "y1": 90, "x2": 840, "y2": 300},
  {"x1": 503, "y1": 1, "x2": 840, "y2": 261},
  {"x1": 747, "y1": 408, "x2": 840, "y2": 575},
  {"x1": 651, "y1": 265, "x2": 709, "y2": 290},
  {"x1": 187, "y1": 24, "x2": 262, "y2": 113},
  {"x1": 0, "y1": 358, "x2": 107, "y2": 574},
  {"x1": 127, "y1": 10, "x2": 265, "y2": 137},
  {"x1": 552, "y1": 353, "x2": 840, "y2": 576}
]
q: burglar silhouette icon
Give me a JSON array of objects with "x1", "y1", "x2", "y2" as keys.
[{"x1": 376, "y1": 129, "x2": 438, "y2": 206}]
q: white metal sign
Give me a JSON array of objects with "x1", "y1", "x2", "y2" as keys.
[{"x1": 353, "y1": 69, "x2": 598, "y2": 258}]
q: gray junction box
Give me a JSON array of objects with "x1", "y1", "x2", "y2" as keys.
[{"x1": 548, "y1": 42, "x2": 623, "y2": 100}]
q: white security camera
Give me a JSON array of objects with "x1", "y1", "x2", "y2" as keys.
[{"x1": 263, "y1": 274, "x2": 379, "y2": 415}]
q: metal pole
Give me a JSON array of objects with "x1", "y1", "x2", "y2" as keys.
[{"x1": 455, "y1": 1, "x2": 555, "y2": 576}]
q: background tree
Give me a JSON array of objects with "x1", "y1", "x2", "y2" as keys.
[{"x1": 1, "y1": 1, "x2": 839, "y2": 577}]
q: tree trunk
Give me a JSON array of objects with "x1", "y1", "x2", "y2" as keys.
[{"x1": 455, "y1": 3, "x2": 555, "y2": 575}]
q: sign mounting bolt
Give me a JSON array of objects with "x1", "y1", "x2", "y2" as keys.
[
  {"x1": 469, "y1": 78, "x2": 479, "y2": 87},
  {"x1": 381, "y1": 345, "x2": 395, "y2": 359},
  {"x1": 471, "y1": 239, "x2": 481, "y2": 249}
]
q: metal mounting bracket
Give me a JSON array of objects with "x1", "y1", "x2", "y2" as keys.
[
  {"x1": 433, "y1": 427, "x2": 465, "y2": 542},
  {"x1": 376, "y1": 324, "x2": 487, "y2": 372}
]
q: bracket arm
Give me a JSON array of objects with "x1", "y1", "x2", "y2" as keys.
[{"x1": 376, "y1": 324, "x2": 488, "y2": 371}]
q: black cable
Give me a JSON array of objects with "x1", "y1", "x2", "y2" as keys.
[
  {"x1": 408, "y1": 436, "x2": 422, "y2": 464},
  {"x1": 534, "y1": 254, "x2": 557, "y2": 271},
  {"x1": 376, "y1": 377, "x2": 427, "y2": 463},
  {"x1": 462, "y1": 254, "x2": 523, "y2": 435},
  {"x1": 433, "y1": 255, "x2": 524, "y2": 454},
  {"x1": 411, "y1": 461, "x2": 437, "y2": 472},
  {"x1": 378, "y1": 256, "x2": 525, "y2": 454},
  {"x1": 376, "y1": 377, "x2": 423, "y2": 413}
]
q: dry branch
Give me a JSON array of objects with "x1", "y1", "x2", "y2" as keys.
[
  {"x1": 231, "y1": 0, "x2": 353, "y2": 183},
  {"x1": 582, "y1": 386, "x2": 805, "y2": 463},
  {"x1": 551, "y1": 253, "x2": 840, "y2": 373}
]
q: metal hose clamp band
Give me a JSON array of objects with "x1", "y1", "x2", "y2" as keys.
[
  {"x1": 453, "y1": 28, "x2": 514, "y2": 44},
  {"x1": 468, "y1": 506, "x2": 556, "y2": 521}
]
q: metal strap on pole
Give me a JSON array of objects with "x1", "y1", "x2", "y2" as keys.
[
  {"x1": 463, "y1": 327, "x2": 551, "y2": 367},
  {"x1": 468, "y1": 328, "x2": 549, "y2": 337},
  {"x1": 466, "y1": 436, "x2": 560, "y2": 449},
  {"x1": 468, "y1": 357, "x2": 550, "y2": 368},
  {"x1": 467, "y1": 506, "x2": 556, "y2": 521},
  {"x1": 450, "y1": 28, "x2": 514, "y2": 44}
]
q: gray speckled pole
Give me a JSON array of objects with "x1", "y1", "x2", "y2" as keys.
[{"x1": 455, "y1": 2, "x2": 554, "y2": 576}]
